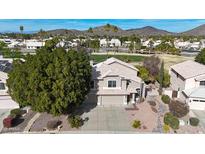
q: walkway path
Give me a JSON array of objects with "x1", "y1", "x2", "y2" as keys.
[
  {"x1": 24, "y1": 113, "x2": 41, "y2": 132},
  {"x1": 152, "y1": 96, "x2": 167, "y2": 133}
]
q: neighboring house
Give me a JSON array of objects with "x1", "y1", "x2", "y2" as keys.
[
  {"x1": 84, "y1": 57, "x2": 145, "y2": 106},
  {"x1": 7, "y1": 41, "x2": 25, "y2": 48},
  {"x1": 100, "y1": 38, "x2": 121, "y2": 47},
  {"x1": 170, "y1": 60, "x2": 205, "y2": 110},
  {"x1": 200, "y1": 39, "x2": 205, "y2": 49},
  {"x1": 25, "y1": 40, "x2": 45, "y2": 50},
  {"x1": 100, "y1": 39, "x2": 108, "y2": 47},
  {"x1": 189, "y1": 42, "x2": 201, "y2": 51},
  {"x1": 174, "y1": 40, "x2": 190, "y2": 49},
  {"x1": 153, "y1": 40, "x2": 161, "y2": 47},
  {"x1": 0, "y1": 59, "x2": 19, "y2": 109},
  {"x1": 109, "y1": 39, "x2": 121, "y2": 47},
  {"x1": 122, "y1": 41, "x2": 132, "y2": 47},
  {"x1": 0, "y1": 39, "x2": 14, "y2": 44}
]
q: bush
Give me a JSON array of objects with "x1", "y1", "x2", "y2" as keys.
[
  {"x1": 132, "y1": 120, "x2": 141, "y2": 129},
  {"x1": 68, "y1": 115, "x2": 83, "y2": 128},
  {"x1": 10, "y1": 108, "x2": 25, "y2": 118},
  {"x1": 163, "y1": 124, "x2": 170, "y2": 133},
  {"x1": 164, "y1": 112, "x2": 179, "y2": 130},
  {"x1": 169, "y1": 100, "x2": 189, "y2": 118},
  {"x1": 189, "y1": 117, "x2": 199, "y2": 126},
  {"x1": 47, "y1": 120, "x2": 62, "y2": 130},
  {"x1": 148, "y1": 101, "x2": 156, "y2": 106},
  {"x1": 161, "y1": 95, "x2": 170, "y2": 104},
  {"x1": 3, "y1": 117, "x2": 14, "y2": 128},
  {"x1": 151, "y1": 106, "x2": 158, "y2": 113}
]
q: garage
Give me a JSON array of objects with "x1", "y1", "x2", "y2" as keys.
[
  {"x1": 189, "y1": 100, "x2": 205, "y2": 110},
  {"x1": 98, "y1": 95, "x2": 124, "y2": 106}
]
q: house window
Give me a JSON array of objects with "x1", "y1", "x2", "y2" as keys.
[
  {"x1": 200, "y1": 81, "x2": 205, "y2": 86},
  {"x1": 90, "y1": 80, "x2": 95, "y2": 89},
  {"x1": 108, "y1": 80, "x2": 116, "y2": 88},
  {"x1": 0, "y1": 82, "x2": 5, "y2": 90}
]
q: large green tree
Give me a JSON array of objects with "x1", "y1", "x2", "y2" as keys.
[
  {"x1": 195, "y1": 48, "x2": 205, "y2": 65},
  {"x1": 7, "y1": 46, "x2": 92, "y2": 115}
]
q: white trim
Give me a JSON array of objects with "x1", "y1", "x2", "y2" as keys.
[
  {"x1": 107, "y1": 80, "x2": 117, "y2": 88},
  {"x1": 103, "y1": 87, "x2": 121, "y2": 90}
]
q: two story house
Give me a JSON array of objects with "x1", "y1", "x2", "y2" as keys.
[
  {"x1": 170, "y1": 60, "x2": 205, "y2": 110},
  {"x1": 84, "y1": 57, "x2": 145, "y2": 106}
]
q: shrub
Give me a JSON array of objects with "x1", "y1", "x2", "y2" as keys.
[
  {"x1": 189, "y1": 117, "x2": 199, "y2": 126},
  {"x1": 47, "y1": 120, "x2": 62, "y2": 130},
  {"x1": 132, "y1": 120, "x2": 141, "y2": 129},
  {"x1": 148, "y1": 101, "x2": 156, "y2": 106},
  {"x1": 68, "y1": 115, "x2": 83, "y2": 128},
  {"x1": 164, "y1": 112, "x2": 179, "y2": 130},
  {"x1": 169, "y1": 100, "x2": 189, "y2": 118},
  {"x1": 161, "y1": 95, "x2": 170, "y2": 104},
  {"x1": 163, "y1": 124, "x2": 170, "y2": 133},
  {"x1": 10, "y1": 108, "x2": 26, "y2": 118},
  {"x1": 3, "y1": 117, "x2": 14, "y2": 128}
]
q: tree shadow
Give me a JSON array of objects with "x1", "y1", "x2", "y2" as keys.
[
  {"x1": 12, "y1": 118, "x2": 24, "y2": 127},
  {"x1": 73, "y1": 103, "x2": 97, "y2": 116}
]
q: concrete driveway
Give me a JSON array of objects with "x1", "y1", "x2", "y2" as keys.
[{"x1": 77, "y1": 105, "x2": 136, "y2": 133}]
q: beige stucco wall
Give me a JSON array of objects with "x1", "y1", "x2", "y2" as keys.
[
  {"x1": 102, "y1": 76, "x2": 121, "y2": 88},
  {"x1": 185, "y1": 77, "x2": 198, "y2": 90},
  {"x1": 170, "y1": 69, "x2": 186, "y2": 92}
]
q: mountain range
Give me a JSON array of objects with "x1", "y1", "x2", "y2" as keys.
[{"x1": 40, "y1": 24, "x2": 205, "y2": 37}]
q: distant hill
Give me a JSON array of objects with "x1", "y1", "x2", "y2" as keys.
[
  {"x1": 40, "y1": 24, "x2": 205, "y2": 37},
  {"x1": 83, "y1": 24, "x2": 127, "y2": 36},
  {"x1": 126, "y1": 26, "x2": 174, "y2": 36},
  {"x1": 181, "y1": 24, "x2": 205, "y2": 36},
  {"x1": 45, "y1": 29, "x2": 84, "y2": 36}
]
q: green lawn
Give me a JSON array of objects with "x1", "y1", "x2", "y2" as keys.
[{"x1": 90, "y1": 54, "x2": 145, "y2": 63}]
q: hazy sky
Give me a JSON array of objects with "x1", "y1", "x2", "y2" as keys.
[{"x1": 0, "y1": 19, "x2": 205, "y2": 33}]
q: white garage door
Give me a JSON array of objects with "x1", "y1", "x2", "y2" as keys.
[
  {"x1": 100, "y1": 95, "x2": 124, "y2": 106},
  {"x1": 189, "y1": 102, "x2": 205, "y2": 110}
]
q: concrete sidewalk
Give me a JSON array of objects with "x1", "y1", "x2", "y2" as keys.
[{"x1": 0, "y1": 109, "x2": 10, "y2": 132}]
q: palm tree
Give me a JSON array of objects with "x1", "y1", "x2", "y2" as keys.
[
  {"x1": 148, "y1": 40, "x2": 154, "y2": 54},
  {"x1": 19, "y1": 26, "x2": 24, "y2": 34}
]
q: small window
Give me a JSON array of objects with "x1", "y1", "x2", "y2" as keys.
[
  {"x1": 90, "y1": 80, "x2": 95, "y2": 89},
  {"x1": 200, "y1": 81, "x2": 205, "y2": 86},
  {"x1": 108, "y1": 80, "x2": 116, "y2": 88},
  {"x1": 0, "y1": 82, "x2": 5, "y2": 90}
]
